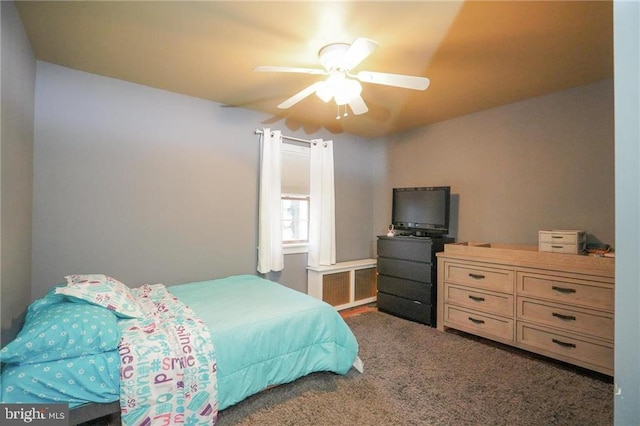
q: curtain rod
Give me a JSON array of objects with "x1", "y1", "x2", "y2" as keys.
[{"x1": 255, "y1": 129, "x2": 313, "y2": 144}]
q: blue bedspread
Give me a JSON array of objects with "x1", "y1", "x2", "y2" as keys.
[{"x1": 168, "y1": 275, "x2": 360, "y2": 410}]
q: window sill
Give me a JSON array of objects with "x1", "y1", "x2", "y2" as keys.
[{"x1": 283, "y1": 243, "x2": 309, "y2": 255}]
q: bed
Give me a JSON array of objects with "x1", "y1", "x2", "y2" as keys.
[{"x1": 0, "y1": 274, "x2": 362, "y2": 425}]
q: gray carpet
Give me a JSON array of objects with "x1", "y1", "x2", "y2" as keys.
[{"x1": 217, "y1": 311, "x2": 613, "y2": 426}]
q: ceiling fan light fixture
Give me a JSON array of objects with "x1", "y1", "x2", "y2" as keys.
[
  {"x1": 334, "y1": 79, "x2": 362, "y2": 105},
  {"x1": 325, "y1": 73, "x2": 362, "y2": 105}
]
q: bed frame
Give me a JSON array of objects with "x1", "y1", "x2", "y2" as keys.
[{"x1": 70, "y1": 402, "x2": 120, "y2": 425}]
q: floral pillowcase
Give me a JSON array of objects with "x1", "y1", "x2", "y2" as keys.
[{"x1": 0, "y1": 301, "x2": 121, "y2": 364}]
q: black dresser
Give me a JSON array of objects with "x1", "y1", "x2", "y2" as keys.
[{"x1": 376, "y1": 235, "x2": 453, "y2": 326}]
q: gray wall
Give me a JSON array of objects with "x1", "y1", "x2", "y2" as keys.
[
  {"x1": 613, "y1": 1, "x2": 639, "y2": 423},
  {"x1": 376, "y1": 79, "x2": 614, "y2": 248},
  {"x1": 0, "y1": 1, "x2": 36, "y2": 346},
  {"x1": 31, "y1": 62, "x2": 378, "y2": 298}
]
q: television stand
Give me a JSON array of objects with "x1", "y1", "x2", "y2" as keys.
[{"x1": 376, "y1": 235, "x2": 454, "y2": 326}]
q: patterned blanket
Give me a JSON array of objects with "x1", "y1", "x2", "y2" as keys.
[{"x1": 118, "y1": 284, "x2": 218, "y2": 425}]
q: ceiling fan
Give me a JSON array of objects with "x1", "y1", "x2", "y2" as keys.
[{"x1": 254, "y1": 38, "x2": 430, "y2": 118}]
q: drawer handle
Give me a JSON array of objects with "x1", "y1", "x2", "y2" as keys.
[
  {"x1": 552, "y1": 312, "x2": 577, "y2": 321},
  {"x1": 552, "y1": 338, "x2": 576, "y2": 348},
  {"x1": 551, "y1": 245, "x2": 565, "y2": 249},
  {"x1": 552, "y1": 286, "x2": 576, "y2": 294},
  {"x1": 468, "y1": 295, "x2": 485, "y2": 302},
  {"x1": 468, "y1": 316, "x2": 485, "y2": 325},
  {"x1": 551, "y1": 236, "x2": 564, "y2": 239},
  {"x1": 468, "y1": 273, "x2": 485, "y2": 280}
]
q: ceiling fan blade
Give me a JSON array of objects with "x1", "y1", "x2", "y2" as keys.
[
  {"x1": 356, "y1": 71, "x2": 430, "y2": 90},
  {"x1": 254, "y1": 66, "x2": 325, "y2": 75},
  {"x1": 277, "y1": 82, "x2": 323, "y2": 109},
  {"x1": 348, "y1": 96, "x2": 369, "y2": 115},
  {"x1": 342, "y1": 38, "x2": 379, "y2": 70}
]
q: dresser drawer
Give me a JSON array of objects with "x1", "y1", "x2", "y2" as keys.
[
  {"x1": 378, "y1": 257, "x2": 432, "y2": 282},
  {"x1": 517, "y1": 272, "x2": 613, "y2": 310},
  {"x1": 517, "y1": 323, "x2": 613, "y2": 372},
  {"x1": 538, "y1": 242, "x2": 580, "y2": 254},
  {"x1": 443, "y1": 262, "x2": 513, "y2": 293},
  {"x1": 378, "y1": 275, "x2": 432, "y2": 303},
  {"x1": 539, "y1": 230, "x2": 585, "y2": 244},
  {"x1": 378, "y1": 292, "x2": 433, "y2": 325},
  {"x1": 444, "y1": 284, "x2": 514, "y2": 317},
  {"x1": 443, "y1": 305, "x2": 514, "y2": 341},
  {"x1": 517, "y1": 297, "x2": 613, "y2": 340},
  {"x1": 378, "y1": 238, "x2": 432, "y2": 262}
]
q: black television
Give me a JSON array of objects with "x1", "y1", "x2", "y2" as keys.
[{"x1": 392, "y1": 186, "x2": 451, "y2": 236}]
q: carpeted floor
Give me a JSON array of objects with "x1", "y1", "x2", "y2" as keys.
[{"x1": 216, "y1": 311, "x2": 613, "y2": 426}]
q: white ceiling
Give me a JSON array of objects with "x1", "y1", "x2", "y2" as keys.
[{"x1": 16, "y1": 1, "x2": 613, "y2": 138}]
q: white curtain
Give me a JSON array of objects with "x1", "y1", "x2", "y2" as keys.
[
  {"x1": 257, "y1": 128, "x2": 284, "y2": 273},
  {"x1": 308, "y1": 139, "x2": 336, "y2": 268}
]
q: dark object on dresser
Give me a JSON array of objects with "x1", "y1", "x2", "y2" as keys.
[{"x1": 377, "y1": 235, "x2": 453, "y2": 326}]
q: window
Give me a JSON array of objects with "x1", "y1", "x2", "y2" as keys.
[
  {"x1": 281, "y1": 143, "x2": 310, "y2": 254},
  {"x1": 282, "y1": 195, "x2": 309, "y2": 243}
]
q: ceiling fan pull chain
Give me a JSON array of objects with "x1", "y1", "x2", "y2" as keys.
[{"x1": 336, "y1": 104, "x2": 341, "y2": 120}]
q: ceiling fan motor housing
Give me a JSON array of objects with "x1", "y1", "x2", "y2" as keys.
[{"x1": 319, "y1": 43, "x2": 351, "y2": 72}]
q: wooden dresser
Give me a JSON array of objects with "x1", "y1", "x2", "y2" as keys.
[{"x1": 436, "y1": 242, "x2": 614, "y2": 376}]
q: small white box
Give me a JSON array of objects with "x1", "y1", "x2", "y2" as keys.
[{"x1": 539, "y1": 230, "x2": 586, "y2": 254}]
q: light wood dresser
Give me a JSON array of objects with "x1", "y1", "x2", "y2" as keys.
[{"x1": 436, "y1": 242, "x2": 614, "y2": 376}]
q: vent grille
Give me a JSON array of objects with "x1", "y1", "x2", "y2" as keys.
[
  {"x1": 355, "y1": 267, "x2": 377, "y2": 301},
  {"x1": 322, "y1": 271, "x2": 351, "y2": 306}
]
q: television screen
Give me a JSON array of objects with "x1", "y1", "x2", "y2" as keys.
[{"x1": 392, "y1": 186, "x2": 450, "y2": 235}]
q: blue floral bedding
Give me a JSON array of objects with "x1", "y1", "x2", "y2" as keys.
[
  {"x1": 1, "y1": 350, "x2": 120, "y2": 406},
  {"x1": 0, "y1": 290, "x2": 121, "y2": 407}
]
